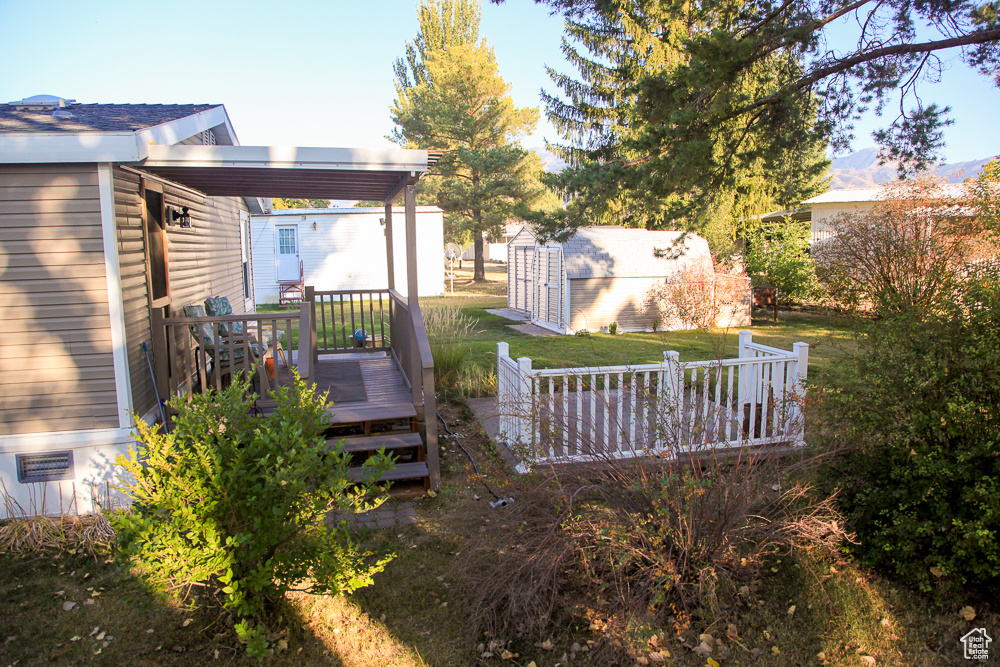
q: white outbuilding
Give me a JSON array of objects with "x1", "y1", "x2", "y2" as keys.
[
  {"x1": 507, "y1": 226, "x2": 749, "y2": 334},
  {"x1": 251, "y1": 206, "x2": 445, "y2": 303}
]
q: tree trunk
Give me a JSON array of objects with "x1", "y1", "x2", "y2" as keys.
[
  {"x1": 474, "y1": 234, "x2": 486, "y2": 281},
  {"x1": 473, "y1": 207, "x2": 485, "y2": 281}
]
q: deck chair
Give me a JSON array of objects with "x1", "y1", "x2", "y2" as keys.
[
  {"x1": 183, "y1": 303, "x2": 261, "y2": 389},
  {"x1": 278, "y1": 260, "x2": 305, "y2": 306},
  {"x1": 204, "y1": 296, "x2": 288, "y2": 383}
]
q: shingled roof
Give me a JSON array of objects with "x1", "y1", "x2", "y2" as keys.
[
  {"x1": 0, "y1": 103, "x2": 221, "y2": 133},
  {"x1": 561, "y1": 227, "x2": 713, "y2": 280}
]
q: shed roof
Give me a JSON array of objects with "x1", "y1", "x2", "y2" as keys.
[
  {"x1": 802, "y1": 183, "x2": 972, "y2": 205},
  {"x1": 559, "y1": 227, "x2": 712, "y2": 279}
]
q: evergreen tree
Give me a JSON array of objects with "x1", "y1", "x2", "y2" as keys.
[
  {"x1": 391, "y1": 0, "x2": 557, "y2": 280},
  {"x1": 539, "y1": 1, "x2": 830, "y2": 252},
  {"x1": 508, "y1": 0, "x2": 999, "y2": 241}
]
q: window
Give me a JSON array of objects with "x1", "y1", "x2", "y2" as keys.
[
  {"x1": 143, "y1": 185, "x2": 169, "y2": 304},
  {"x1": 278, "y1": 228, "x2": 296, "y2": 255},
  {"x1": 239, "y1": 212, "x2": 251, "y2": 300}
]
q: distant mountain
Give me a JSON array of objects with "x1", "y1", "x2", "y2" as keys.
[
  {"x1": 532, "y1": 144, "x2": 996, "y2": 190},
  {"x1": 829, "y1": 148, "x2": 996, "y2": 189}
]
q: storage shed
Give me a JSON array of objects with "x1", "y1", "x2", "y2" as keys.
[
  {"x1": 251, "y1": 206, "x2": 445, "y2": 303},
  {"x1": 507, "y1": 226, "x2": 748, "y2": 334}
]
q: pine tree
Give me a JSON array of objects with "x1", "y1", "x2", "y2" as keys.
[
  {"x1": 539, "y1": 1, "x2": 830, "y2": 253},
  {"x1": 391, "y1": 0, "x2": 557, "y2": 280}
]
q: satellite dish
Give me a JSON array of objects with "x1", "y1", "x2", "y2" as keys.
[{"x1": 444, "y1": 242, "x2": 463, "y2": 261}]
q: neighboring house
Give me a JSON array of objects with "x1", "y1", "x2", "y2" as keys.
[
  {"x1": 251, "y1": 206, "x2": 444, "y2": 303},
  {"x1": 507, "y1": 226, "x2": 750, "y2": 334},
  {"x1": 0, "y1": 95, "x2": 439, "y2": 517},
  {"x1": 802, "y1": 183, "x2": 980, "y2": 242},
  {"x1": 800, "y1": 189, "x2": 881, "y2": 242}
]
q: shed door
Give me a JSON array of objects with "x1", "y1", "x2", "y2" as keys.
[
  {"x1": 544, "y1": 247, "x2": 562, "y2": 327},
  {"x1": 276, "y1": 226, "x2": 300, "y2": 281},
  {"x1": 533, "y1": 245, "x2": 562, "y2": 329},
  {"x1": 513, "y1": 245, "x2": 533, "y2": 313}
]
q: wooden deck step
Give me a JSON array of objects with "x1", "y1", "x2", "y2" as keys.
[
  {"x1": 326, "y1": 402, "x2": 416, "y2": 425},
  {"x1": 349, "y1": 461, "x2": 429, "y2": 483},
  {"x1": 329, "y1": 432, "x2": 423, "y2": 453}
]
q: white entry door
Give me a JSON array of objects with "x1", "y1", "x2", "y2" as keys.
[{"x1": 276, "y1": 226, "x2": 300, "y2": 281}]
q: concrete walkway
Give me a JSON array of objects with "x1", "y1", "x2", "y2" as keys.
[
  {"x1": 506, "y1": 323, "x2": 559, "y2": 337},
  {"x1": 485, "y1": 308, "x2": 529, "y2": 321}
]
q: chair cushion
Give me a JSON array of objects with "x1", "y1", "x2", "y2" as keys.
[
  {"x1": 183, "y1": 304, "x2": 216, "y2": 347},
  {"x1": 204, "y1": 296, "x2": 244, "y2": 335}
]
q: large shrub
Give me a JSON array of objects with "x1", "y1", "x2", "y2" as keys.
[
  {"x1": 113, "y1": 373, "x2": 393, "y2": 657},
  {"x1": 744, "y1": 218, "x2": 821, "y2": 304},
  {"x1": 819, "y1": 276, "x2": 1000, "y2": 598},
  {"x1": 813, "y1": 175, "x2": 997, "y2": 316}
]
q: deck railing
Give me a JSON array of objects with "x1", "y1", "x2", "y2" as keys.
[
  {"x1": 497, "y1": 331, "x2": 808, "y2": 465},
  {"x1": 307, "y1": 287, "x2": 391, "y2": 355},
  {"x1": 153, "y1": 303, "x2": 312, "y2": 403},
  {"x1": 388, "y1": 289, "x2": 439, "y2": 488}
]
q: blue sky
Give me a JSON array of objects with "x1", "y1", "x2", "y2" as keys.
[{"x1": 1, "y1": 0, "x2": 996, "y2": 163}]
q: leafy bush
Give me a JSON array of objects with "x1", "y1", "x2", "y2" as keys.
[
  {"x1": 113, "y1": 373, "x2": 393, "y2": 657},
  {"x1": 813, "y1": 175, "x2": 997, "y2": 316},
  {"x1": 744, "y1": 218, "x2": 821, "y2": 304},
  {"x1": 643, "y1": 262, "x2": 751, "y2": 329},
  {"x1": 818, "y1": 276, "x2": 1000, "y2": 598}
]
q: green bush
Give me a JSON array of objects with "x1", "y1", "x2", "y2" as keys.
[
  {"x1": 112, "y1": 372, "x2": 393, "y2": 658},
  {"x1": 819, "y1": 277, "x2": 1000, "y2": 598},
  {"x1": 744, "y1": 218, "x2": 821, "y2": 304}
]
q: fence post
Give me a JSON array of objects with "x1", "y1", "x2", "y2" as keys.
[
  {"x1": 791, "y1": 342, "x2": 809, "y2": 444},
  {"x1": 517, "y1": 356, "x2": 533, "y2": 447},
  {"x1": 304, "y1": 285, "x2": 317, "y2": 365},
  {"x1": 737, "y1": 330, "x2": 754, "y2": 408},
  {"x1": 663, "y1": 351, "x2": 681, "y2": 452},
  {"x1": 497, "y1": 343, "x2": 510, "y2": 442}
]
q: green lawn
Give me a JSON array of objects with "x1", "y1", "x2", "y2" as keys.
[{"x1": 433, "y1": 295, "x2": 857, "y2": 384}]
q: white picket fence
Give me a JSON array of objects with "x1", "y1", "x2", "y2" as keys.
[{"x1": 496, "y1": 331, "x2": 809, "y2": 466}]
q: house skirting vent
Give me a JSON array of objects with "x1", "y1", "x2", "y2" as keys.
[{"x1": 16, "y1": 451, "x2": 75, "y2": 484}]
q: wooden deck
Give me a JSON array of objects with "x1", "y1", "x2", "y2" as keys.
[
  {"x1": 264, "y1": 352, "x2": 413, "y2": 424},
  {"x1": 315, "y1": 354, "x2": 414, "y2": 424}
]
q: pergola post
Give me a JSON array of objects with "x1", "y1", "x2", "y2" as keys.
[
  {"x1": 405, "y1": 185, "x2": 421, "y2": 409},
  {"x1": 383, "y1": 200, "x2": 395, "y2": 291},
  {"x1": 405, "y1": 184, "x2": 418, "y2": 305}
]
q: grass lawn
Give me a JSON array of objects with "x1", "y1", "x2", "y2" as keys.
[
  {"x1": 2, "y1": 265, "x2": 984, "y2": 666},
  {"x1": 433, "y1": 263, "x2": 857, "y2": 390}
]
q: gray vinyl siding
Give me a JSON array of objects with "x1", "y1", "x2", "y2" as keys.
[
  {"x1": 568, "y1": 277, "x2": 664, "y2": 333},
  {"x1": 113, "y1": 167, "x2": 250, "y2": 417},
  {"x1": 0, "y1": 164, "x2": 118, "y2": 435}
]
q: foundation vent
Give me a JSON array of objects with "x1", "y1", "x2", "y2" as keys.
[{"x1": 16, "y1": 451, "x2": 75, "y2": 484}]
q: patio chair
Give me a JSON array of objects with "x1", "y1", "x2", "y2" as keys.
[
  {"x1": 204, "y1": 296, "x2": 286, "y2": 365},
  {"x1": 278, "y1": 260, "x2": 305, "y2": 306},
  {"x1": 182, "y1": 303, "x2": 260, "y2": 388}
]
